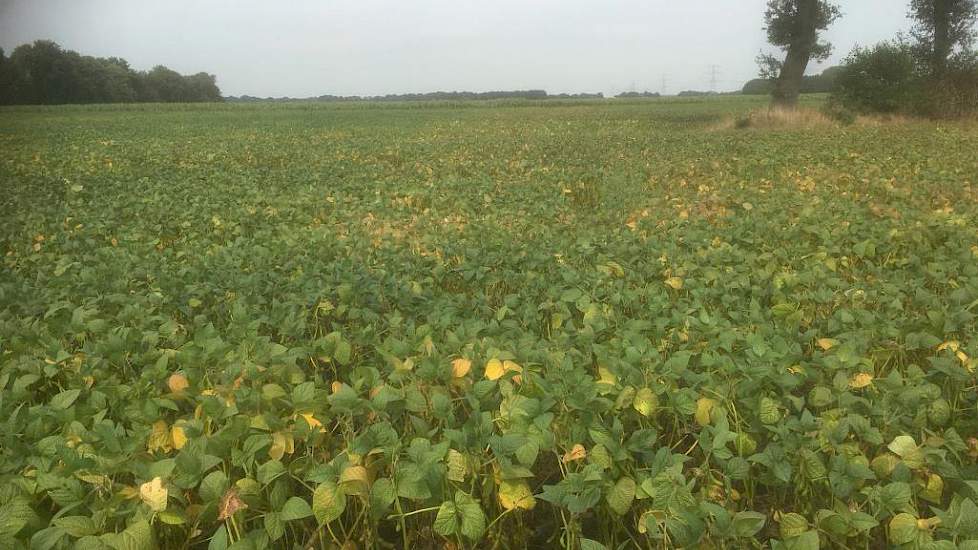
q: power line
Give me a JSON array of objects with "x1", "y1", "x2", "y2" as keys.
[{"x1": 708, "y1": 65, "x2": 720, "y2": 92}]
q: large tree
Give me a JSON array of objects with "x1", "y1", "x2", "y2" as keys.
[
  {"x1": 909, "y1": 0, "x2": 978, "y2": 75},
  {"x1": 761, "y1": 0, "x2": 841, "y2": 107}
]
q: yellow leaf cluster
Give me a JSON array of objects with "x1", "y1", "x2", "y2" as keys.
[
  {"x1": 296, "y1": 412, "x2": 325, "y2": 432},
  {"x1": 562, "y1": 444, "x2": 587, "y2": 463},
  {"x1": 167, "y1": 373, "x2": 189, "y2": 393},
  {"x1": 849, "y1": 373, "x2": 874, "y2": 389},
  {"x1": 171, "y1": 425, "x2": 188, "y2": 450},
  {"x1": 147, "y1": 420, "x2": 173, "y2": 453},
  {"x1": 817, "y1": 338, "x2": 838, "y2": 351},
  {"x1": 485, "y1": 359, "x2": 523, "y2": 382},
  {"x1": 664, "y1": 276, "x2": 684, "y2": 290}
]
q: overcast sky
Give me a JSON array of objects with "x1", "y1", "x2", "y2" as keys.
[{"x1": 0, "y1": 0, "x2": 911, "y2": 97}]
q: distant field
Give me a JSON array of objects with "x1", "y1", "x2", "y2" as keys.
[{"x1": 2, "y1": 98, "x2": 978, "y2": 549}]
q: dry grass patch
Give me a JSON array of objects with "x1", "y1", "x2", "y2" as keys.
[
  {"x1": 713, "y1": 107, "x2": 836, "y2": 131},
  {"x1": 715, "y1": 107, "x2": 914, "y2": 131}
]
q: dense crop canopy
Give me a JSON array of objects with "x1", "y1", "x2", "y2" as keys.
[{"x1": 1, "y1": 97, "x2": 978, "y2": 548}]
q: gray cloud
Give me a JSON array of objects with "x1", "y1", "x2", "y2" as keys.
[{"x1": 0, "y1": 0, "x2": 911, "y2": 97}]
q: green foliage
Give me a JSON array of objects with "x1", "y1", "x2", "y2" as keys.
[
  {"x1": 763, "y1": 0, "x2": 841, "y2": 59},
  {"x1": 1, "y1": 96, "x2": 978, "y2": 548}
]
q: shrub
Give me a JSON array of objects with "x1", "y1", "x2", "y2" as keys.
[
  {"x1": 833, "y1": 42, "x2": 978, "y2": 118},
  {"x1": 919, "y1": 53, "x2": 978, "y2": 118},
  {"x1": 822, "y1": 103, "x2": 857, "y2": 125},
  {"x1": 832, "y1": 42, "x2": 921, "y2": 114}
]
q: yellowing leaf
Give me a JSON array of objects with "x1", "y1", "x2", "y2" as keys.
[
  {"x1": 606, "y1": 477, "x2": 636, "y2": 515},
  {"x1": 695, "y1": 397, "x2": 718, "y2": 427},
  {"x1": 296, "y1": 413, "x2": 324, "y2": 432},
  {"x1": 139, "y1": 477, "x2": 168, "y2": 512},
  {"x1": 759, "y1": 397, "x2": 780, "y2": 425},
  {"x1": 167, "y1": 373, "x2": 189, "y2": 393},
  {"x1": 451, "y1": 358, "x2": 472, "y2": 378},
  {"x1": 596, "y1": 367, "x2": 617, "y2": 386},
  {"x1": 632, "y1": 388, "x2": 658, "y2": 417},
  {"x1": 339, "y1": 465, "x2": 369, "y2": 495},
  {"x1": 269, "y1": 432, "x2": 295, "y2": 461},
  {"x1": 562, "y1": 444, "x2": 587, "y2": 463},
  {"x1": 498, "y1": 480, "x2": 536, "y2": 511},
  {"x1": 638, "y1": 510, "x2": 664, "y2": 534},
  {"x1": 937, "y1": 340, "x2": 960, "y2": 352},
  {"x1": 889, "y1": 513, "x2": 919, "y2": 545},
  {"x1": 920, "y1": 473, "x2": 944, "y2": 504},
  {"x1": 485, "y1": 359, "x2": 505, "y2": 381},
  {"x1": 849, "y1": 372, "x2": 874, "y2": 389},
  {"x1": 392, "y1": 357, "x2": 415, "y2": 372},
  {"x1": 171, "y1": 425, "x2": 188, "y2": 450},
  {"x1": 503, "y1": 360, "x2": 523, "y2": 384},
  {"x1": 147, "y1": 420, "x2": 173, "y2": 453},
  {"x1": 664, "y1": 276, "x2": 684, "y2": 290},
  {"x1": 779, "y1": 512, "x2": 808, "y2": 538},
  {"x1": 817, "y1": 338, "x2": 838, "y2": 351},
  {"x1": 447, "y1": 449, "x2": 468, "y2": 482}
]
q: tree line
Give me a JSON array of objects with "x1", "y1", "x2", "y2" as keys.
[
  {"x1": 760, "y1": 0, "x2": 978, "y2": 116},
  {"x1": 742, "y1": 66, "x2": 842, "y2": 95},
  {"x1": 226, "y1": 90, "x2": 606, "y2": 102},
  {"x1": 0, "y1": 40, "x2": 222, "y2": 105}
]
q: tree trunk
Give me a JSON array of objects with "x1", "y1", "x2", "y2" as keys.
[
  {"x1": 772, "y1": 47, "x2": 810, "y2": 107},
  {"x1": 932, "y1": 0, "x2": 951, "y2": 76},
  {"x1": 772, "y1": 0, "x2": 818, "y2": 108}
]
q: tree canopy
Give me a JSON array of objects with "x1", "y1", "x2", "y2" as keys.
[
  {"x1": 909, "y1": 0, "x2": 978, "y2": 73},
  {"x1": 760, "y1": 0, "x2": 842, "y2": 106}
]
